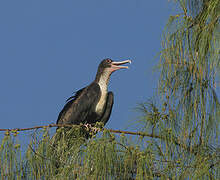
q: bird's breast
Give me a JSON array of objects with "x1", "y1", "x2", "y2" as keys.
[{"x1": 95, "y1": 84, "x2": 108, "y2": 115}]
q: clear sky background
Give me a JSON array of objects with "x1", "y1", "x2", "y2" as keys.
[{"x1": 0, "y1": 0, "x2": 175, "y2": 133}]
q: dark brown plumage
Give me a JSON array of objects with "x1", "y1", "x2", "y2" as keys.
[{"x1": 56, "y1": 58, "x2": 131, "y2": 127}]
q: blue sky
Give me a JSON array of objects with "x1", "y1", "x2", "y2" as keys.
[{"x1": 0, "y1": 0, "x2": 175, "y2": 133}]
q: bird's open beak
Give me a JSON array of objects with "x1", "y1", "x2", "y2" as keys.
[{"x1": 111, "y1": 60, "x2": 132, "y2": 70}]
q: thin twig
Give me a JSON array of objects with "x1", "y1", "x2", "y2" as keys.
[
  {"x1": 28, "y1": 144, "x2": 52, "y2": 161},
  {"x1": 0, "y1": 123, "x2": 197, "y2": 155},
  {"x1": 0, "y1": 123, "x2": 186, "y2": 150},
  {"x1": 107, "y1": 129, "x2": 161, "y2": 139},
  {"x1": 0, "y1": 124, "x2": 161, "y2": 139}
]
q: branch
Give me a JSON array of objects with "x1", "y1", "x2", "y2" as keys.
[
  {"x1": 107, "y1": 129, "x2": 161, "y2": 139},
  {"x1": 0, "y1": 123, "x2": 189, "y2": 152},
  {"x1": 0, "y1": 124, "x2": 65, "y2": 132},
  {"x1": 0, "y1": 124, "x2": 161, "y2": 139},
  {"x1": 1, "y1": 124, "x2": 185, "y2": 149}
]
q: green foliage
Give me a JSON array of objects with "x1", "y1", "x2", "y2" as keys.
[
  {"x1": 137, "y1": 0, "x2": 220, "y2": 179},
  {"x1": 0, "y1": 128, "x2": 169, "y2": 179},
  {"x1": 0, "y1": 0, "x2": 219, "y2": 179}
]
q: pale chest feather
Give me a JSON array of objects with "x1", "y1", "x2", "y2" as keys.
[{"x1": 95, "y1": 81, "x2": 108, "y2": 115}]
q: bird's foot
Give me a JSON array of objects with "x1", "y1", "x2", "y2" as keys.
[
  {"x1": 84, "y1": 124, "x2": 93, "y2": 131},
  {"x1": 84, "y1": 124, "x2": 100, "y2": 133}
]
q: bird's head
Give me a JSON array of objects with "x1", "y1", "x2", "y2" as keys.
[
  {"x1": 98, "y1": 58, "x2": 131, "y2": 73},
  {"x1": 95, "y1": 58, "x2": 131, "y2": 83}
]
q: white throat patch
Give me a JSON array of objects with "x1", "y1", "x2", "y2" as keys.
[{"x1": 95, "y1": 71, "x2": 110, "y2": 114}]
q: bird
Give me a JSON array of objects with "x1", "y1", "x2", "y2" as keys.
[{"x1": 56, "y1": 58, "x2": 131, "y2": 129}]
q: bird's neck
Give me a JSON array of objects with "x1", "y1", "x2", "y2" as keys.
[
  {"x1": 95, "y1": 70, "x2": 111, "y2": 92},
  {"x1": 94, "y1": 70, "x2": 111, "y2": 115}
]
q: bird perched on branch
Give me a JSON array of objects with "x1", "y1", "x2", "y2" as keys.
[{"x1": 56, "y1": 58, "x2": 131, "y2": 129}]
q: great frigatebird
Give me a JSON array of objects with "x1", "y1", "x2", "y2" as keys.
[{"x1": 56, "y1": 58, "x2": 131, "y2": 127}]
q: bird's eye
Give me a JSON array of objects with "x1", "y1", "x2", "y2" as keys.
[{"x1": 107, "y1": 59, "x2": 111, "y2": 63}]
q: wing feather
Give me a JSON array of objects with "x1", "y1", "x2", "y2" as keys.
[
  {"x1": 98, "y1": 92, "x2": 114, "y2": 125},
  {"x1": 56, "y1": 83, "x2": 101, "y2": 125},
  {"x1": 65, "y1": 87, "x2": 86, "y2": 102}
]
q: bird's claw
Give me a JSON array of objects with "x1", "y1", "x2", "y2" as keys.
[
  {"x1": 84, "y1": 124, "x2": 92, "y2": 131},
  {"x1": 84, "y1": 124, "x2": 100, "y2": 133}
]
